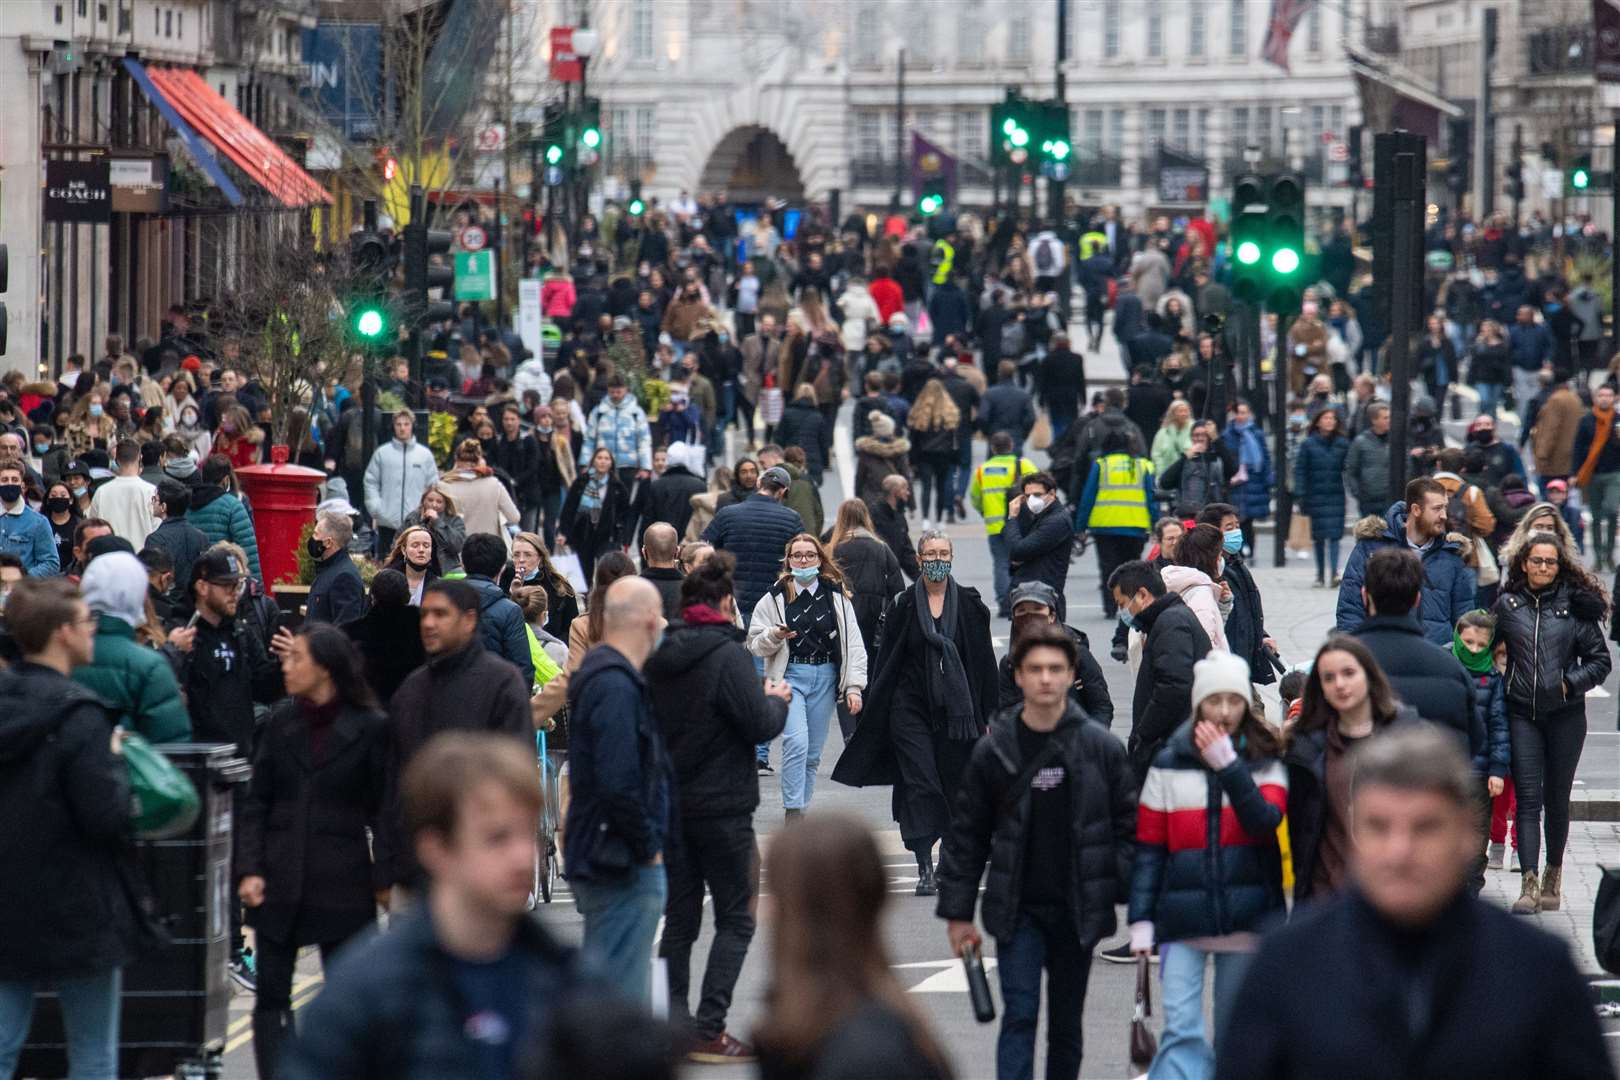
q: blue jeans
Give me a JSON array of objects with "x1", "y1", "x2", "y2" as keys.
[
  {"x1": 987, "y1": 531, "x2": 1011, "y2": 614},
  {"x1": 0, "y1": 968, "x2": 123, "y2": 1080},
  {"x1": 1475, "y1": 382, "x2": 1504, "y2": 420},
  {"x1": 995, "y1": 917, "x2": 1091, "y2": 1080},
  {"x1": 574, "y1": 864, "x2": 668, "y2": 1007},
  {"x1": 1148, "y1": 942, "x2": 1253, "y2": 1080},
  {"x1": 753, "y1": 655, "x2": 770, "y2": 765},
  {"x1": 781, "y1": 662, "x2": 838, "y2": 810},
  {"x1": 953, "y1": 437, "x2": 975, "y2": 501}
]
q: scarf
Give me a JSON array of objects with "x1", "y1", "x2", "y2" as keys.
[
  {"x1": 1575, "y1": 406, "x2": 1614, "y2": 489},
  {"x1": 914, "y1": 578, "x2": 977, "y2": 741},
  {"x1": 1450, "y1": 629, "x2": 1494, "y2": 675},
  {"x1": 1231, "y1": 420, "x2": 1265, "y2": 474},
  {"x1": 579, "y1": 472, "x2": 608, "y2": 514},
  {"x1": 682, "y1": 603, "x2": 733, "y2": 626}
]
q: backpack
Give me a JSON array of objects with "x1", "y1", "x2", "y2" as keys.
[
  {"x1": 1445, "y1": 487, "x2": 1472, "y2": 537},
  {"x1": 1175, "y1": 456, "x2": 1226, "y2": 516},
  {"x1": 1000, "y1": 319, "x2": 1028, "y2": 358},
  {"x1": 1033, "y1": 235, "x2": 1063, "y2": 276}
]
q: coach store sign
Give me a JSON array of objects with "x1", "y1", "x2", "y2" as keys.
[{"x1": 45, "y1": 160, "x2": 112, "y2": 223}]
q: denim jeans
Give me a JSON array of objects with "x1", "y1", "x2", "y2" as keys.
[
  {"x1": 987, "y1": 531, "x2": 1011, "y2": 614},
  {"x1": 1149, "y1": 942, "x2": 1252, "y2": 1080},
  {"x1": 574, "y1": 863, "x2": 668, "y2": 1006},
  {"x1": 0, "y1": 968, "x2": 123, "y2": 1080},
  {"x1": 995, "y1": 917, "x2": 1092, "y2": 1080},
  {"x1": 781, "y1": 662, "x2": 838, "y2": 810},
  {"x1": 753, "y1": 655, "x2": 770, "y2": 765},
  {"x1": 1474, "y1": 382, "x2": 1504, "y2": 420},
  {"x1": 953, "y1": 437, "x2": 975, "y2": 501},
  {"x1": 660, "y1": 815, "x2": 757, "y2": 1039}
]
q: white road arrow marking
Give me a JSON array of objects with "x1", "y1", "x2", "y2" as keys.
[{"x1": 894, "y1": 957, "x2": 999, "y2": 993}]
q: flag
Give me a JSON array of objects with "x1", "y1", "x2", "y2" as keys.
[
  {"x1": 1261, "y1": 0, "x2": 1316, "y2": 73},
  {"x1": 910, "y1": 131, "x2": 958, "y2": 204}
]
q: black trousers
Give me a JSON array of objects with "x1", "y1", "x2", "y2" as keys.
[
  {"x1": 254, "y1": 934, "x2": 352, "y2": 1080},
  {"x1": 1511, "y1": 702, "x2": 1587, "y2": 871},
  {"x1": 891, "y1": 692, "x2": 973, "y2": 854},
  {"x1": 660, "y1": 814, "x2": 757, "y2": 1040},
  {"x1": 1092, "y1": 533, "x2": 1144, "y2": 616}
]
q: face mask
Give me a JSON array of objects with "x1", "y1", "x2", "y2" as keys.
[
  {"x1": 165, "y1": 458, "x2": 196, "y2": 479},
  {"x1": 407, "y1": 554, "x2": 432, "y2": 570},
  {"x1": 88, "y1": 404, "x2": 104, "y2": 418},
  {"x1": 521, "y1": 568, "x2": 540, "y2": 581},
  {"x1": 45, "y1": 496, "x2": 71, "y2": 513},
  {"x1": 181, "y1": 412, "x2": 199, "y2": 428},
  {"x1": 1288, "y1": 413, "x2": 1307, "y2": 427},
  {"x1": 1468, "y1": 428, "x2": 1492, "y2": 445},
  {"x1": 221, "y1": 421, "x2": 238, "y2": 436},
  {"x1": 69, "y1": 483, "x2": 87, "y2": 497},
  {"x1": 1222, "y1": 528, "x2": 1243, "y2": 554},
  {"x1": 0, "y1": 484, "x2": 20, "y2": 505},
  {"x1": 790, "y1": 565, "x2": 820, "y2": 583},
  {"x1": 32, "y1": 443, "x2": 48, "y2": 456},
  {"x1": 1024, "y1": 495, "x2": 1047, "y2": 515},
  {"x1": 1012, "y1": 613, "x2": 1047, "y2": 640},
  {"x1": 1118, "y1": 607, "x2": 1135, "y2": 629},
  {"x1": 307, "y1": 536, "x2": 328, "y2": 559},
  {"x1": 921, "y1": 559, "x2": 952, "y2": 582}
]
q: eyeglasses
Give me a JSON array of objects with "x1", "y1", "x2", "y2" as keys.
[
  {"x1": 1525, "y1": 557, "x2": 1560, "y2": 569},
  {"x1": 787, "y1": 552, "x2": 820, "y2": 565}
]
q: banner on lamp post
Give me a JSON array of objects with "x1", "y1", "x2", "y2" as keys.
[{"x1": 550, "y1": 27, "x2": 583, "y2": 82}]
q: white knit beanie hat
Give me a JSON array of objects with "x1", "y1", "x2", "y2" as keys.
[{"x1": 1191, "y1": 650, "x2": 1252, "y2": 711}]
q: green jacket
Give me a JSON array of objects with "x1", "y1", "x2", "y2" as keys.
[
  {"x1": 72, "y1": 614, "x2": 192, "y2": 743},
  {"x1": 185, "y1": 486, "x2": 262, "y2": 582},
  {"x1": 781, "y1": 462, "x2": 823, "y2": 537}
]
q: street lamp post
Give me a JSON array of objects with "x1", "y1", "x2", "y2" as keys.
[{"x1": 570, "y1": 26, "x2": 599, "y2": 258}]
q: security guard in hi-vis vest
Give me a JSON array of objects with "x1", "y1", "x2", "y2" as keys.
[{"x1": 969, "y1": 431, "x2": 1039, "y2": 617}]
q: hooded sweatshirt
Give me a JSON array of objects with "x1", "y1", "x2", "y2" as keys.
[
  {"x1": 1159, "y1": 565, "x2": 1231, "y2": 651},
  {"x1": 72, "y1": 552, "x2": 191, "y2": 742}
]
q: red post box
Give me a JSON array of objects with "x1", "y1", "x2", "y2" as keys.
[{"x1": 235, "y1": 446, "x2": 326, "y2": 589}]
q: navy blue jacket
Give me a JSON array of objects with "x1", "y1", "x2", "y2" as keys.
[
  {"x1": 1351, "y1": 615, "x2": 1485, "y2": 774},
  {"x1": 1292, "y1": 432, "x2": 1350, "y2": 538},
  {"x1": 1335, "y1": 503, "x2": 1475, "y2": 646},
  {"x1": 702, "y1": 494, "x2": 806, "y2": 622},
  {"x1": 1128, "y1": 721, "x2": 1287, "y2": 943},
  {"x1": 563, "y1": 644, "x2": 672, "y2": 882},
  {"x1": 1467, "y1": 668, "x2": 1511, "y2": 780},
  {"x1": 307, "y1": 550, "x2": 365, "y2": 626},
  {"x1": 465, "y1": 574, "x2": 535, "y2": 689}
]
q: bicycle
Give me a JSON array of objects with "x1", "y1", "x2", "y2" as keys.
[{"x1": 531, "y1": 726, "x2": 564, "y2": 907}]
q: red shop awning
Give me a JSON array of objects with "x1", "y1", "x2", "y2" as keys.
[{"x1": 144, "y1": 67, "x2": 333, "y2": 208}]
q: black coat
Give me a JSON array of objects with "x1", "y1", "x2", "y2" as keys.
[
  {"x1": 561, "y1": 470, "x2": 632, "y2": 555},
  {"x1": 644, "y1": 622, "x2": 788, "y2": 819},
  {"x1": 487, "y1": 432, "x2": 542, "y2": 504},
  {"x1": 773, "y1": 401, "x2": 830, "y2": 478},
  {"x1": 237, "y1": 699, "x2": 388, "y2": 945},
  {"x1": 641, "y1": 566, "x2": 685, "y2": 623},
  {"x1": 935, "y1": 703, "x2": 1137, "y2": 943},
  {"x1": 1221, "y1": 554, "x2": 1274, "y2": 685},
  {"x1": 1216, "y1": 889, "x2": 1613, "y2": 1080},
  {"x1": 0, "y1": 663, "x2": 136, "y2": 979},
  {"x1": 833, "y1": 531, "x2": 906, "y2": 658},
  {"x1": 701, "y1": 494, "x2": 807, "y2": 618},
  {"x1": 640, "y1": 464, "x2": 705, "y2": 537},
  {"x1": 1351, "y1": 615, "x2": 1484, "y2": 772},
  {"x1": 144, "y1": 516, "x2": 210, "y2": 593},
  {"x1": 996, "y1": 624, "x2": 1113, "y2": 724},
  {"x1": 1002, "y1": 502, "x2": 1075, "y2": 610},
  {"x1": 1128, "y1": 592, "x2": 1213, "y2": 777},
  {"x1": 1494, "y1": 582, "x2": 1612, "y2": 717},
  {"x1": 1037, "y1": 348, "x2": 1087, "y2": 420},
  {"x1": 308, "y1": 550, "x2": 365, "y2": 626},
  {"x1": 343, "y1": 605, "x2": 425, "y2": 706},
  {"x1": 866, "y1": 498, "x2": 920, "y2": 581},
  {"x1": 832, "y1": 583, "x2": 999, "y2": 789},
  {"x1": 181, "y1": 613, "x2": 284, "y2": 750}
]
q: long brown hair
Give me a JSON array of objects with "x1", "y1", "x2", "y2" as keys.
[
  {"x1": 511, "y1": 531, "x2": 575, "y2": 598},
  {"x1": 753, "y1": 814, "x2": 952, "y2": 1076},
  {"x1": 907, "y1": 378, "x2": 961, "y2": 431},
  {"x1": 584, "y1": 551, "x2": 637, "y2": 644},
  {"x1": 827, "y1": 498, "x2": 876, "y2": 552},
  {"x1": 1295, "y1": 634, "x2": 1403, "y2": 735},
  {"x1": 775, "y1": 533, "x2": 848, "y2": 602}
]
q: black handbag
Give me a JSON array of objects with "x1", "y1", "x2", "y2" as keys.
[
  {"x1": 1596, "y1": 864, "x2": 1620, "y2": 975},
  {"x1": 1129, "y1": 953, "x2": 1158, "y2": 1067}
]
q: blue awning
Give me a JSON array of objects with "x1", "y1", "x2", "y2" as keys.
[{"x1": 122, "y1": 57, "x2": 243, "y2": 207}]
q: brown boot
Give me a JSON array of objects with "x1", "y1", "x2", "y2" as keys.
[
  {"x1": 1539, "y1": 866, "x2": 1562, "y2": 911},
  {"x1": 1511, "y1": 870, "x2": 1540, "y2": 914}
]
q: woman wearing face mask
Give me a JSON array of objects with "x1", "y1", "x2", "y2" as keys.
[
  {"x1": 499, "y1": 531, "x2": 580, "y2": 641},
  {"x1": 1130, "y1": 651, "x2": 1287, "y2": 1077},
  {"x1": 748, "y1": 534, "x2": 869, "y2": 821},
  {"x1": 63, "y1": 388, "x2": 117, "y2": 457},
  {"x1": 162, "y1": 373, "x2": 199, "y2": 432},
  {"x1": 830, "y1": 530, "x2": 997, "y2": 895},
  {"x1": 382, "y1": 525, "x2": 440, "y2": 604},
  {"x1": 42, "y1": 481, "x2": 80, "y2": 574}
]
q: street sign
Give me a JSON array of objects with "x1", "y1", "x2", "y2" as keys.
[
  {"x1": 1040, "y1": 161, "x2": 1071, "y2": 181},
  {"x1": 454, "y1": 250, "x2": 497, "y2": 301},
  {"x1": 460, "y1": 224, "x2": 488, "y2": 252},
  {"x1": 545, "y1": 165, "x2": 564, "y2": 187},
  {"x1": 1541, "y1": 166, "x2": 1564, "y2": 199},
  {"x1": 518, "y1": 279, "x2": 543, "y2": 364},
  {"x1": 1329, "y1": 142, "x2": 1350, "y2": 162}
]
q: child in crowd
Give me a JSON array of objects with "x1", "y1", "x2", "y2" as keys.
[
  {"x1": 1277, "y1": 669, "x2": 1306, "y2": 729},
  {"x1": 1544, "y1": 479, "x2": 1585, "y2": 555},
  {"x1": 1453, "y1": 609, "x2": 1513, "y2": 874}
]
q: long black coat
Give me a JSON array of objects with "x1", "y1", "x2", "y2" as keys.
[
  {"x1": 344, "y1": 605, "x2": 426, "y2": 706},
  {"x1": 832, "y1": 583, "x2": 999, "y2": 789},
  {"x1": 560, "y1": 470, "x2": 631, "y2": 555},
  {"x1": 1222, "y1": 554, "x2": 1274, "y2": 686},
  {"x1": 0, "y1": 664, "x2": 136, "y2": 979},
  {"x1": 772, "y1": 401, "x2": 830, "y2": 479},
  {"x1": 833, "y1": 531, "x2": 906, "y2": 659},
  {"x1": 1128, "y1": 592, "x2": 1213, "y2": 777},
  {"x1": 237, "y1": 699, "x2": 389, "y2": 945}
]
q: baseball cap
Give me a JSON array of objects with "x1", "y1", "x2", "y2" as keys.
[
  {"x1": 62, "y1": 458, "x2": 91, "y2": 479},
  {"x1": 1009, "y1": 581, "x2": 1060, "y2": 614},
  {"x1": 1545, "y1": 478, "x2": 1568, "y2": 493},
  {"x1": 181, "y1": 355, "x2": 202, "y2": 372},
  {"x1": 192, "y1": 549, "x2": 245, "y2": 586},
  {"x1": 760, "y1": 466, "x2": 792, "y2": 491}
]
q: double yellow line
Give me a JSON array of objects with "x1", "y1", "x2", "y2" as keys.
[{"x1": 220, "y1": 975, "x2": 325, "y2": 1055}]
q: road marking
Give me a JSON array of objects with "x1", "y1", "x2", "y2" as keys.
[
  {"x1": 895, "y1": 957, "x2": 999, "y2": 993},
  {"x1": 224, "y1": 976, "x2": 324, "y2": 1052},
  {"x1": 1589, "y1": 686, "x2": 1611, "y2": 699}
]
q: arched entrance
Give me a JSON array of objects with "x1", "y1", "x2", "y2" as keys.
[{"x1": 698, "y1": 126, "x2": 805, "y2": 202}]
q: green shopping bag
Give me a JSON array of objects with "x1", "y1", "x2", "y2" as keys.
[{"x1": 123, "y1": 731, "x2": 200, "y2": 840}]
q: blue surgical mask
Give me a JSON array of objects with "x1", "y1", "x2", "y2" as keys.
[
  {"x1": 1223, "y1": 528, "x2": 1243, "y2": 554},
  {"x1": 89, "y1": 403, "x2": 104, "y2": 418},
  {"x1": 1118, "y1": 608, "x2": 1135, "y2": 629},
  {"x1": 791, "y1": 565, "x2": 820, "y2": 583}
]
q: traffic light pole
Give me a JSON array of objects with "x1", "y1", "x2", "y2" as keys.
[
  {"x1": 1612, "y1": 143, "x2": 1619, "y2": 360},
  {"x1": 1048, "y1": 0, "x2": 1068, "y2": 224},
  {"x1": 1387, "y1": 151, "x2": 1421, "y2": 499},
  {"x1": 1271, "y1": 313, "x2": 1292, "y2": 570}
]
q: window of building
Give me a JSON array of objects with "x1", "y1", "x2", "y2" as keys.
[
  {"x1": 957, "y1": 108, "x2": 985, "y2": 160},
  {"x1": 1108, "y1": 108, "x2": 1124, "y2": 153},
  {"x1": 957, "y1": 7, "x2": 983, "y2": 65},
  {"x1": 1083, "y1": 108, "x2": 1103, "y2": 151},
  {"x1": 635, "y1": 106, "x2": 655, "y2": 163},
  {"x1": 154, "y1": 7, "x2": 159, "y2": 33},
  {"x1": 1104, "y1": 0, "x2": 1120, "y2": 59},
  {"x1": 55, "y1": 4, "x2": 63, "y2": 25},
  {"x1": 1256, "y1": 104, "x2": 1273, "y2": 152},
  {"x1": 1146, "y1": 108, "x2": 1167, "y2": 150},
  {"x1": 98, "y1": 2, "x2": 107, "y2": 21},
  {"x1": 1189, "y1": 0, "x2": 1206, "y2": 56},
  {"x1": 1008, "y1": 15, "x2": 1031, "y2": 64},
  {"x1": 853, "y1": 5, "x2": 880, "y2": 67},
  {"x1": 1147, "y1": 0, "x2": 1163, "y2": 58},
  {"x1": 1231, "y1": 105, "x2": 1249, "y2": 153},
  {"x1": 1172, "y1": 107, "x2": 1190, "y2": 149},
  {"x1": 1196, "y1": 108, "x2": 1210, "y2": 153},
  {"x1": 118, "y1": 4, "x2": 129, "y2": 33},
  {"x1": 1229, "y1": 0, "x2": 1246, "y2": 57},
  {"x1": 1329, "y1": 105, "x2": 1344, "y2": 140},
  {"x1": 288, "y1": 28, "x2": 299, "y2": 61},
  {"x1": 77, "y1": 0, "x2": 86, "y2": 16},
  {"x1": 631, "y1": 0, "x2": 655, "y2": 61},
  {"x1": 609, "y1": 107, "x2": 630, "y2": 162},
  {"x1": 1307, "y1": 3, "x2": 1322, "y2": 53},
  {"x1": 165, "y1": 10, "x2": 173, "y2": 36},
  {"x1": 177, "y1": 10, "x2": 182, "y2": 36}
]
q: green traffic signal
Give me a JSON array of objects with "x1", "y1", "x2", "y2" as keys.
[
  {"x1": 1049, "y1": 139, "x2": 1070, "y2": 161},
  {"x1": 582, "y1": 128, "x2": 602, "y2": 149},
  {"x1": 1271, "y1": 247, "x2": 1301, "y2": 275},
  {"x1": 918, "y1": 193, "x2": 943, "y2": 215},
  {"x1": 628, "y1": 198, "x2": 645, "y2": 216},
  {"x1": 1573, "y1": 168, "x2": 1591, "y2": 190},
  {"x1": 1009, "y1": 127, "x2": 1029, "y2": 148},
  {"x1": 1236, "y1": 240, "x2": 1262, "y2": 265},
  {"x1": 545, "y1": 144, "x2": 564, "y2": 165},
  {"x1": 1002, "y1": 117, "x2": 1018, "y2": 136},
  {"x1": 354, "y1": 308, "x2": 386, "y2": 340}
]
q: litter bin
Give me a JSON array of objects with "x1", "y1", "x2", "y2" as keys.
[{"x1": 19, "y1": 742, "x2": 251, "y2": 1080}]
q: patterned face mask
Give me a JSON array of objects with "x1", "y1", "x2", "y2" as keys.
[{"x1": 921, "y1": 559, "x2": 952, "y2": 582}]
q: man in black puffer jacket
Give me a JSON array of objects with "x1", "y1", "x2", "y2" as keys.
[
  {"x1": 639, "y1": 445, "x2": 706, "y2": 537},
  {"x1": 1110, "y1": 560, "x2": 1213, "y2": 779},
  {"x1": 701, "y1": 466, "x2": 804, "y2": 628},
  {"x1": 1001, "y1": 471, "x2": 1075, "y2": 619},
  {"x1": 459, "y1": 533, "x2": 534, "y2": 689},
  {"x1": 644, "y1": 554, "x2": 789, "y2": 1060},
  {"x1": 996, "y1": 581, "x2": 1113, "y2": 724},
  {"x1": 938, "y1": 622, "x2": 1136, "y2": 1080}
]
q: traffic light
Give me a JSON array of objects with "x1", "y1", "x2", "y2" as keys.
[
  {"x1": 1347, "y1": 124, "x2": 1364, "y2": 189},
  {"x1": 991, "y1": 91, "x2": 1033, "y2": 167},
  {"x1": 917, "y1": 170, "x2": 946, "y2": 216},
  {"x1": 1505, "y1": 158, "x2": 1525, "y2": 201},
  {"x1": 1445, "y1": 117, "x2": 1470, "y2": 197},
  {"x1": 348, "y1": 229, "x2": 392, "y2": 287},
  {"x1": 627, "y1": 178, "x2": 644, "y2": 217},
  {"x1": 1570, "y1": 153, "x2": 1592, "y2": 192},
  {"x1": 351, "y1": 302, "x2": 388, "y2": 344},
  {"x1": 579, "y1": 97, "x2": 601, "y2": 150},
  {"x1": 1230, "y1": 173, "x2": 1267, "y2": 305},
  {"x1": 403, "y1": 219, "x2": 455, "y2": 328},
  {"x1": 541, "y1": 102, "x2": 567, "y2": 169},
  {"x1": 1035, "y1": 100, "x2": 1071, "y2": 164},
  {"x1": 1265, "y1": 172, "x2": 1306, "y2": 316}
]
